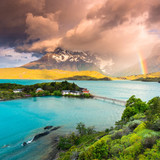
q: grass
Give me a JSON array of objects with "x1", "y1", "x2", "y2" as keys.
[
  {"x1": 0, "y1": 68, "x2": 109, "y2": 80},
  {"x1": 121, "y1": 72, "x2": 160, "y2": 81}
]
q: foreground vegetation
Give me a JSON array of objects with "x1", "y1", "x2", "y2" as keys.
[
  {"x1": 0, "y1": 81, "x2": 91, "y2": 101},
  {"x1": 57, "y1": 96, "x2": 160, "y2": 160}
]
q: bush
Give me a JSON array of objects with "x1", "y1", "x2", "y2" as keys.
[
  {"x1": 123, "y1": 141, "x2": 142, "y2": 158},
  {"x1": 134, "y1": 122, "x2": 146, "y2": 133},
  {"x1": 76, "y1": 122, "x2": 95, "y2": 136},
  {"x1": 76, "y1": 122, "x2": 87, "y2": 136},
  {"x1": 143, "y1": 140, "x2": 160, "y2": 159},
  {"x1": 110, "y1": 143, "x2": 124, "y2": 156},
  {"x1": 111, "y1": 130, "x2": 124, "y2": 140},
  {"x1": 142, "y1": 136, "x2": 157, "y2": 149},
  {"x1": 58, "y1": 137, "x2": 73, "y2": 150},
  {"x1": 122, "y1": 95, "x2": 148, "y2": 121},
  {"x1": 127, "y1": 120, "x2": 141, "y2": 131},
  {"x1": 111, "y1": 127, "x2": 130, "y2": 140},
  {"x1": 145, "y1": 97, "x2": 160, "y2": 130},
  {"x1": 53, "y1": 90, "x2": 62, "y2": 96},
  {"x1": 79, "y1": 139, "x2": 108, "y2": 160},
  {"x1": 86, "y1": 126, "x2": 96, "y2": 135}
]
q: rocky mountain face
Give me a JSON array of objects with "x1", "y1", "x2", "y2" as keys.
[{"x1": 22, "y1": 47, "x2": 102, "y2": 72}]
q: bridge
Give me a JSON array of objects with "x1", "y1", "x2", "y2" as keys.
[{"x1": 93, "y1": 95, "x2": 126, "y2": 105}]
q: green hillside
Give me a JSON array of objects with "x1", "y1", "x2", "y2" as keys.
[{"x1": 57, "y1": 96, "x2": 160, "y2": 160}]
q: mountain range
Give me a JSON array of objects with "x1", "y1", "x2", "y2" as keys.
[
  {"x1": 21, "y1": 47, "x2": 160, "y2": 77},
  {"x1": 22, "y1": 47, "x2": 102, "y2": 72}
]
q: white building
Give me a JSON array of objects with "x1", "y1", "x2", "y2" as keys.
[
  {"x1": 70, "y1": 91, "x2": 81, "y2": 95},
  {"x1": 62, "y1": 90, "x2": 82, "y2": 96},
  {"x1": 62, "y1": 90, "x2": 70, "y2": 95},
  {"x1": 13, "y1": 89, "x2": 23, "y2": 93}
]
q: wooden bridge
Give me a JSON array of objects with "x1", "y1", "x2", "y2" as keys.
[{"x1": 93, "y1": 95, "x2": 126, "y2": 105}]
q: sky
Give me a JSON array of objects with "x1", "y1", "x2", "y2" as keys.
[{"x1": 0, "y1": 0, "x2": 160, "y2": 70}]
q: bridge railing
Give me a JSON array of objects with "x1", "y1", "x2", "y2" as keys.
[{"x1": 93, "y1": 95, "x2": 126, "y2": 105}]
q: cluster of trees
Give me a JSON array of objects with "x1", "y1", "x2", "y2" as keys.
[
  {"x1": 0, "y1": 91, "x2": 25, "y2": 100},
  {"x1": 58, "y1": 122, "x2": 96, "y2": 150},
  {"x1": 23, "y1": 81, "x2": 80, "y2": 93},
  {"x1": 57, "y1": 96, "x2": 160, "y2": 160},
  {"x1": 0, "y1": 83, "x2": 23, "y2": 90}
]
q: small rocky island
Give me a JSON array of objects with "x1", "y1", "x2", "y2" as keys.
[{"x1": 0, "y1": 81, "x2": 92, "y2": 101}]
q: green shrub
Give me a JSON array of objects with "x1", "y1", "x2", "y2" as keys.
[
  {"x1": 53, "y1": 90, "x2": 62, "y2": 96},
  {"x1": 76, "y1": 122, "x2": 87, "y2": 135},
  {"x1": 58, "y1": 137, "x2": 73, "y2": 150},
  {"x1": 127, "y1": 120, "x2": 141, "y2": 131},
  {"x1": 143, "y1": 140, "x2": 160, "y2": 159},
  {"x1": 142, "y1": 136, "x2": 157, "y2": 149},
  {"x1": 145, "y1": 97, "x2": 160, "y2": 130},
  {"x1": 110, "y1": 143, "x2": 124, "y2": 157},
  {"x1": 79, "y1": 139, "x2": 108, "y2": 160},
  {"x1": 134, "y1": 122, "x2": 146, "y2": 133},
  {"x1": 123, "y1": 141, "x2": 142, "y2": 158},
  {"x1": 111, "y1": 130, "x2": 124, "y2": 140},
  {"x1": 76, "y1": 122, "x2": 96, "y2": 136},
  {"x1": 122, "y1": 95, "x2": 148, "y2": 121},
  {"x1": 121, "y1": 135, "x2": 132, "y2": 148},
  {"x1": 112, "y1": 128, "x2": 130, "y2": 140}
]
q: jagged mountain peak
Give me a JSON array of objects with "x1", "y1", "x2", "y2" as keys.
[{"x1": 22, "y1": 47, "x2": 102, "y2": 72}]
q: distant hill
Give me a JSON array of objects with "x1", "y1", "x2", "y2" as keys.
[
  {"x1": 121, "y1": 71, "x2": 160, "y2": 82},
  {"x1": 0, "y1": 68, "x2": 110, "y2": 80},
  {"x1": 61, "y1": 76, "x2": 111, "y2": 81},
  {"x1": 22, "y1": 47, "x2": 102, "y2": 72}
]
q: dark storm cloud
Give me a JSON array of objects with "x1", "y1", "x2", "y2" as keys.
[
  {"x1": 0, "y1": 0, "x2": 44, "y2": 47},
  {"x1": 147, "y1": 2, "x2": 160, "y2": 29},
  {"x1": 0, "y1": 0, "x2": 160, "y2": 70},
  {"x1": 0, "y1": 0, "x2": 88, "y2": 49}
]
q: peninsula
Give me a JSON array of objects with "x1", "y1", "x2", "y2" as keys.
[{"x1": 0, "y1": 81, "x2": 91, "y2": 101}]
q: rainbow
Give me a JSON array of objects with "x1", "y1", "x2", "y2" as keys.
[{"x1": 137, "y1": 51, "x2": 148, "y2": 75}]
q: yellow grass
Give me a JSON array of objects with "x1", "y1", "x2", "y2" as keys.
[
  {"x1": 0, "y1": 68, "x2": 108, "y2": 80},
  {"x1": 123, "y1": 72, "x2": 160, "y2": 80}
]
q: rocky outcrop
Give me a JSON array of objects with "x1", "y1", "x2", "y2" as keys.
[{"x1": 22, "y1": 126, "x2": 61, "y2": 146}]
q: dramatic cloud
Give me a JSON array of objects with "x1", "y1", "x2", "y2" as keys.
[
  {"x1": 26, "y1": 13, "x2": 59, "y2": 41},
  {"x1": 0, "y1": 0, "x2": 160, "y2": 70}
]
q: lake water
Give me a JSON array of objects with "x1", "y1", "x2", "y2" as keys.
[{"x1": 0, "y1": 79, "x2": 159, "y2": 160}]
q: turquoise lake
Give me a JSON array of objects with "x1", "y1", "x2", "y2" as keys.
[{"x1": 0, "y1": 79, "x2": 159, "y2": 160}]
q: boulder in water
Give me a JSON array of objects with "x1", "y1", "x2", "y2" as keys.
[
  {"x1": 22, "y1": 142, "x2": 27, "y2": 146},
  {"x1": 33, "y1": 131, "x2": 50, "y2": 141}
]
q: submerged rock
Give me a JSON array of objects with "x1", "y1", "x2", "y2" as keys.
[
  {"x1": 1, "y1": 145, "x2": 9, "y2": 148},
  {"x1": 44, "y1": 126, "x2": 53, "y2": 130},
  {"x1": 33, "y1": 131, "x2": 50, "y2": 141},
  {"x1": 22, "y1": 142, "x2": 27, "y2": 146},
  {"x1": 50, "y1": 126, "x2": 61, "y2": 132}
]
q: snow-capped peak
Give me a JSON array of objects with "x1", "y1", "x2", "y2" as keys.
[{"x1": 49, "y1": 47, "x2": 94, "y2": 63}]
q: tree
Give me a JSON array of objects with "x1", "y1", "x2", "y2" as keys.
[
  {"x1": 53, "y1": 90, "x2": 62, "y2": 96},
  {"x1": 76, "y1": 122, "x2": 87, "y2": 135},
  {"x1": 145, "y1": 97, "x2": 160, "y2": 130},
  {"x1": 122, "y1": 95, "x2": 148, "y2": 121}
]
